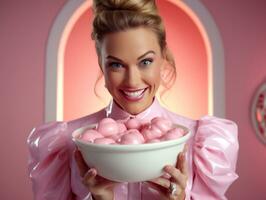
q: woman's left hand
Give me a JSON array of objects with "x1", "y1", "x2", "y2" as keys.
[{"x1": 146, "y1": 145, "x2": 188, "y2": 200}]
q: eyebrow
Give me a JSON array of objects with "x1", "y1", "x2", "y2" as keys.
[{"x1": 106, "y1": 50, "x2": 155, "y2": 62}]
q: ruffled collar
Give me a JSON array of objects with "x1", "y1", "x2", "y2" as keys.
[{"x1": 105, "y1": 97, "x2": 164, "y2": 121}]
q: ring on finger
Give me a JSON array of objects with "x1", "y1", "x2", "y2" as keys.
[
  {"x1": 169, "y1": 182, "x2": 177, "y2": 195},
  {"x1": 169, "y1": 182, "x2": 182, "y2": 196}
]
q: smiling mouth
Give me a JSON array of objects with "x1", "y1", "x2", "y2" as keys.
[{"x1": 120, "y1": 88, "x2": 147, "y2": 101}]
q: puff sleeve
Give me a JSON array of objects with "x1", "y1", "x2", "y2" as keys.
[
  {"x1": 27, "y1": 122, "x2": 74, "y2": 200},
  {"x1": 191, "y1": 116, "x2": 239, "y2": 200}
]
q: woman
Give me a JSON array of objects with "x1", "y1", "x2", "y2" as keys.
[{"x1": 27, "y1": 0, "x2": 239, "y2": 199}]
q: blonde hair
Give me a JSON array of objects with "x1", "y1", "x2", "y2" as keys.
[{"x1": 91, "y1": 0, "x2": 176, "y2": 98}]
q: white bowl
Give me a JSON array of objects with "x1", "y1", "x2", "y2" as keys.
[{"x1": 72, "y1": 124, "x2": 191, "y2": 182}]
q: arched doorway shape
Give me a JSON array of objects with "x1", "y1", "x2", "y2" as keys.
[{"x1": 45, "y1": 0, "x2": 224, "y2": 122}]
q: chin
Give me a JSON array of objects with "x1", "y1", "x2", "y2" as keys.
[
  {"x1": 122, "y1": 104, "x2": 147, "y2": 115},
  {"x1": 114, "y1": 93, "x2": 154, "y2": 114}
]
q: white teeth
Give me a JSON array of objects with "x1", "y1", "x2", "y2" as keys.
[{"x1": 123, "y1": 89, "x2": 145, "y2": 97}]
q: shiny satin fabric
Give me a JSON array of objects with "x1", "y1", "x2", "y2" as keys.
[{"x1": 27, "y1": 98, "x2": 239, "y2": 200}]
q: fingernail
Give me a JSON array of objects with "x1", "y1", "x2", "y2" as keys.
[
  {"x1": 162, "y1": 173, "x2": 171, "y2": 179},
  {"x1": 88, "y1": 169, "x2": 93, "y2": 175},
  {"x1": 89, "y1": 168, "x2": 96, "y2": 176}
]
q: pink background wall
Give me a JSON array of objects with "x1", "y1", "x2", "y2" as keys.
[
  {"x1": 200, "y1": 1, "x2": 266, "y2": 199},
  {"x1": 1, "y1": 0, "x2": 266, "y2": 199}
]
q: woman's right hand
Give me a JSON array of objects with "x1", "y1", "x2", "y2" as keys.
[{"x1": 74, "y1": 149, "x2": 118, "y2": 200}]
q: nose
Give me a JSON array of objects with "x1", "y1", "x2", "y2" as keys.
[{"x1": 124, "y1": 65, "x2": 141, "y2": 87}]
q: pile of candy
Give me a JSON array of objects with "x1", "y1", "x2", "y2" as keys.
[{"x1": 79, "y1": 117, "x2": 186, "y2": 145}]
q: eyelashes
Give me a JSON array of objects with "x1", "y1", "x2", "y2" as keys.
[
  {"x1": 108, "y1": 62, "x2": 123, "y2": 69},
  {"x1": 140, "y1": 58, "x2": 153, "y2": 67},
  {"x1": 107, "y1": 58, "x2": 154, "y2": 69}
]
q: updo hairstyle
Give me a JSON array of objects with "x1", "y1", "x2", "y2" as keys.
[{"x1": 92, "y1": 0, "x2": 176, "y2": 97}]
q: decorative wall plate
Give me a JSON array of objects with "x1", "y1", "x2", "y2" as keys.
[{"x1": 251, "y1": 82, "x2": 266, "y2": 144}]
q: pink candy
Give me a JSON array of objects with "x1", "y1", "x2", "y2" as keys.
[
  {"x1": 80, "y1": 129, "x2": 103, "y2": 143},
  {"x1": 94, "y1": 138, "x2": 116, "y2": 144},
  {"x1": 162, "y1": 127, "x2": 185, "y2": 141},
  {"x1": 147, "y1": 139, "x2": 161, "y2": 143},
  {"x1": 79, "y1": 117, "x2": 186, "y2": 145},
  {"x1": 151, "y1": 117, "x2": 172, "y2": 132},
  {"x1": 97, "y1": 118, "x2": 119, "y2": 136},
  {"x1": 120, "y1": 129, "x2": 145, "y2": 144},
  {"x1": 141, "y1": 127, "x2": 162, "y2": 141},
  {"x1": 125, "y1": 118, "x2": 142, "y2": 130},
  {"x1": 117, "y1": 122, "x2": 127, "y2": 133},
  {"x1": 107, "y1": 132, "x2": 126, "y2": 143}
]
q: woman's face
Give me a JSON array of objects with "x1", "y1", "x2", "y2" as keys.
[{"x1": 99, "y1": 27, "x2": 165, "y2": 115}]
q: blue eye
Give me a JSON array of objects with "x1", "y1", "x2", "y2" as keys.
[
  {"x1": 109, "y1": 62, "x2": 123, "y2": 68},
  {"x1": 140, "y1": 59, "x2": 153, "y2": 67}
]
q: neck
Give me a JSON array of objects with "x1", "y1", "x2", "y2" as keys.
[{"x1": 113, "y1": 97, "x2": 155, "y2": 115}]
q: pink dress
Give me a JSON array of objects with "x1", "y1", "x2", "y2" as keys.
[{"x1": 27, "y1": 98, "x2": 239, "y2": 200}]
